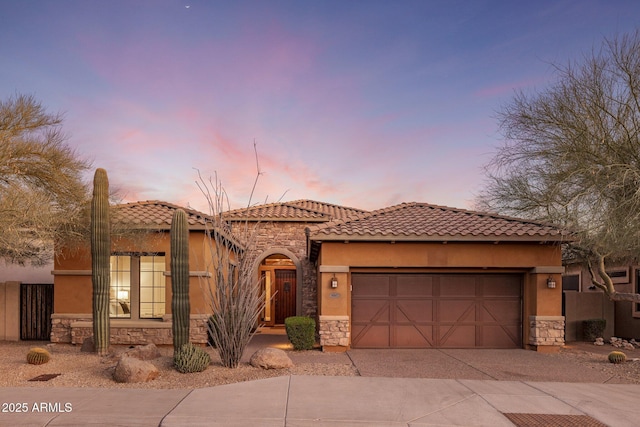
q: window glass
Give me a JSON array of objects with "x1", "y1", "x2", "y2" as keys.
[
  {"x1": 140, "y1": 255, "x2": 166, "y2": 318},
  {"x1": 110, "y1": 255, "x2": 131, "y2": 318}
]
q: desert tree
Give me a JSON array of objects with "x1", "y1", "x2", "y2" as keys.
[
  {"x1": 197, "y1": 147, "x2": 267, "y2": 368},
  {"x1": 0, "y1": 94, "x2": 91, "y2": 265},
  {"x1": 477, "y1": 30, "x2": 640, "y2": 302}
]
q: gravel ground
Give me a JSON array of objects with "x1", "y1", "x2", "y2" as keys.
[
  {"x1": 1, "y1": 340, "x2": 639, "y2": 389},
  {"x1": 0, "y1": 341, "x2": 358, "y2": 389}
]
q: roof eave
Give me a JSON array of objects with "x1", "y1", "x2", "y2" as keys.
[{"x1": 307, "y1": 234, "x2": 569, "y2": 243}]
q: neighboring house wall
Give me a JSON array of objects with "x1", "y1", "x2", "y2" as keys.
[
  {"x1": 315, "y1": 241, "x2": 564, "y2": 352},
  {"x1": 51, "y1": 231, "x2": 214, "y2": 345},
  {"x1": 0, "y1": 261, "x2": 54, "y2": 284},
  {"x1": 564, "y1": 264, "x2": 639, "y2": 339},
  {"x1": 0, "y1": 281, "x2": 20, "y2": 341},
  {"x1": 0, "y1": 262, "x2": 54, "y2": 341}
]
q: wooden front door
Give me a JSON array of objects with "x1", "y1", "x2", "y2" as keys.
[{"x1": 274, "y1": 269, "x2": 296, "y2": 324}]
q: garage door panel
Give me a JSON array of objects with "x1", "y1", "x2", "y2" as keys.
[
  {"x1": 439, "y1": 276, "x2": 476, "y2": 296},
  {"x1": 395, "y1": 300, "x2": 434, "y2": 322},
  {"x1": 352, "y1": 325, "x2": 390, "y2": 347},
  {"x1": 481, "y1": 300, "x2": 521, "y2": 322},
  {"x1": 396, "y1": 275, "x2": 433, "y2": 296},
  {"x1": 481, "y1": 325, "x2": 521, "y2": 347},
  {"x1": 439, "y1": 325, "x2": 477, "y2": 347},
  {"x1": 438, "y1": 300, "x2": 475, "y2": 322},
  {"x1": 351, "y1": 273, "x2": 522, "y2": 349},
  {"x1": 351, "y1": 275, "x2": 390, "y2": 297},
  {"x1": 483, "y1": 279, "x2": 521, "y2": 297},
  {"x1": 394, "y1": 325, "x2": 433, "y2": 347},
  {"x1": 352, "y1": 300, "x2": 389, "y2": 322}
]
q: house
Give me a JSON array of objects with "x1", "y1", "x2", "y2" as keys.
[
  {"x1": 50, "y1": 199, "x2": 569, "y2": 352},
  {"x1": 223, "y1": 200, "x2": 367, "y2": 326},
  {"x1": 306, "y1": 202, "x2": 569, "y2": 352},
  {"x1": 563, "y1": 262, "x2": 639, "y2": 340},
  {"x1": 50, "y1": 201, "x2": 235, "y2": 345}
]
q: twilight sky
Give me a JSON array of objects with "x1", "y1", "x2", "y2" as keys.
[{"x1": 2, "y1": 0, "x2": 640, "y2": 213}]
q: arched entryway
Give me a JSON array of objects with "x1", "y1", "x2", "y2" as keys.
[{"x1": 258, "y1": 253, "x2": 298, "y2": 326}]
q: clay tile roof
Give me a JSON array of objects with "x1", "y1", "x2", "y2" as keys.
[
  {"x1": 307, "y1": 202, "x2": 569, "y2": 242},
  {"x1": 223, "y1": 199, "x2": 367, "y2": 222},
  {"x1": 112, "y1": 200, "x2": 211, "y2": 230}
]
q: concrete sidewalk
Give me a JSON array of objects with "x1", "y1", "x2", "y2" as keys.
[{"x1": 1, "y1": 376, "x2": 639, "y2": 426}]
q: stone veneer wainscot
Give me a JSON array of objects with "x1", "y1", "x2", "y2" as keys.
[
  {"x1": 529, "y1": 315, "x2": 565, "y2": 347},
  {"x1": 50, "y1": 314, "x2": 209, "y2": 345},
  {"x1": 318, "y1": 315, "x2": 350, "y2": 348}
]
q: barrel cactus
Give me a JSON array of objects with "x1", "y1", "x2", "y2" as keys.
[
  {"x1": 91, "y1": 168, "x2": 111, "y2": 356},
  {"x1": 27, "y1": 347, "x2": 51, "y2": 365},
  {"x1": 174, "y1": 343, "x2": 210, "y2": 373},
  {"x1": 608, "y1": 351, "x2": 627, "y2": 364},
  {"x1": 171, "y1": 209, "x2": 191, "y2": 356}
]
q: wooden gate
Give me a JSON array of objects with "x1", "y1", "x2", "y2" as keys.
[{"x1": 20, "y1": 284, "x2": 53, "y2": 340}]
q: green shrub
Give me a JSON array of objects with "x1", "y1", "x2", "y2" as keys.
[
  {"x1": 608, "y1": 351, "x2": 627, "y2": 364},
  {"x1": 174, "y1": 343, "x2": 211, "y2": 373},
  {"x1": 582, "y1": 318, "x2": 606, "y2": 341},
  {"x1": 284, "y1": 316, "x2": 316, "y2": 350},
  {"x1": 26, "y1": 347, "x2": 51, "y2": 365}
]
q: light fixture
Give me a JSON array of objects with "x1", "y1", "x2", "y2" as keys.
[
  {"x1": 546, "y1": 276, "x2": 557, "y2": 289},
  {"x1": 117, "y1": 290, "x2": 129, "y2": 300},
  {"x1": 330, "y1": 275, "x2": 338, "y2": 288}
]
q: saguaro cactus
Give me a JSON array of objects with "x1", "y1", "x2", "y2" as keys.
[
  {"x1": 91, "y1": 168, "x2": 111, "y2": 356},
  {"x1": 171, "y1": 208, "x2": 190, "y2": 356}
]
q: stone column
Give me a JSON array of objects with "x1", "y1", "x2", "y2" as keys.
[
  {"x1": 529, "y1": 315, "x2": 565, "y2": 352},
  {"x1": 318, "y1": 315, "x2": 350, "y2": 351}
]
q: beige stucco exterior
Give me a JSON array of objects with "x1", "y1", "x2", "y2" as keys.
[{"x1": 51, "y1": 230, "x2": 224, "y2": 345}]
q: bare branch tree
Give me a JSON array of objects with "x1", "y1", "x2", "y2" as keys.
[
  {"x1": 197, "y1": 145, "x2": 267, "y2": 368},
  {"x1": 477, "y1": 30, "x2": 640, "y2": 302}
]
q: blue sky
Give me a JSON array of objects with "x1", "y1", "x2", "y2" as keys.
[{"x1": 2, "y1": 0, "x2": 639, "y2": 213}]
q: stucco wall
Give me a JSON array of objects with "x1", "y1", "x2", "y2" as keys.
[
  {"x1": 564, "y1": 263, "x2": 640, "y2": 339},
  {"x1": 53, "y1": 231, "x2": 215, "y2": 316},
  {"x1": 0, "y1": 282, "x2": 20, "y2": 341}
]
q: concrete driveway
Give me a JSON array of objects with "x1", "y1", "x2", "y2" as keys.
[
  {"x1": 346, "y1": 347, "x2": 612, "y2": 382},
  {"x1": 250, "y1": 330, "x2": 638, "y2": 384}
]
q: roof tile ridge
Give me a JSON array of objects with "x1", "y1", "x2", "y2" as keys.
[
  {"x1": 281, "y1": 201, "x2": 329, "y2": 217},
  {"x1": 223, "y1": 201, "x2": 285, "y2": 217},
  {"x1": 289, "y1": 199, "x2": 369, "y2": 214}
]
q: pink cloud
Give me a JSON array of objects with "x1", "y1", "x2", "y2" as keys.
[{"x1": 473, "y1": 75, "x2": 549, "y2": 99}]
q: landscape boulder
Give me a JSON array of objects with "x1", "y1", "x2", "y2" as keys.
[
  {"x1": 113, "y1": 356, "x2": 159, "y2": 383},
  {"x1": 250, "y1": 347, "x2": 293, "y2": 370}
]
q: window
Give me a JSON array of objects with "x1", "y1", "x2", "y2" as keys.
[
  {"x1": 110, "y1": 253, "x2": 166, "y2": 319},
  {"x1": 562, "y1": 274, "x2": 580, "y2": 292}
]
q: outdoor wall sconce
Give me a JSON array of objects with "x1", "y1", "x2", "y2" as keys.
[
  {"x1": 330, "y1": 275, "x2": 338, "y2": 288},
  {"x1": 546, "y1": 276, "x2": 557, "y2": 289}
]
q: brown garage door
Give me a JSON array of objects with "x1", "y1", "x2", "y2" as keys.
[{"x1": 351, "y1": 273, "x2": 522, "y2": 348}]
